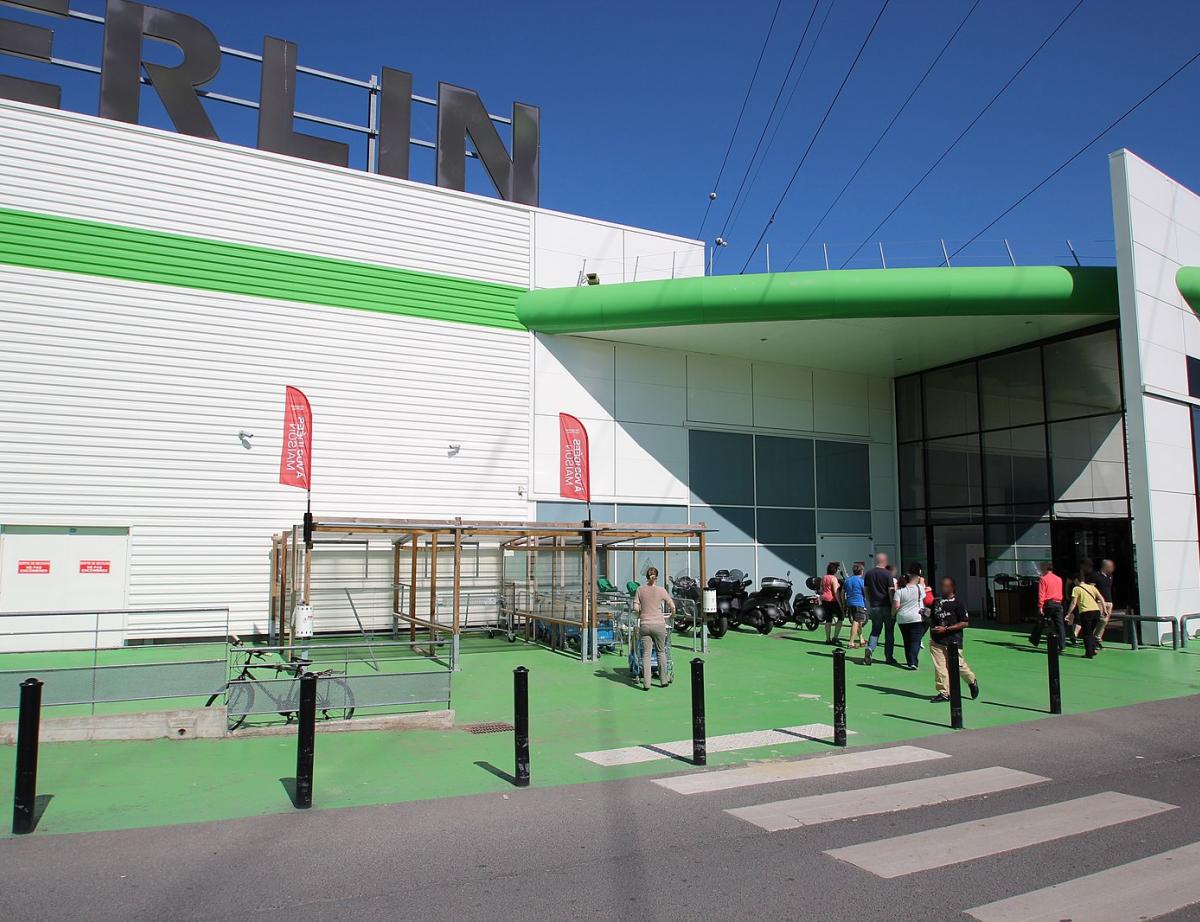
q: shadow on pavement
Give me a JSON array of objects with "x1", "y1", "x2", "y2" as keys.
[
  {"x1": 860, "y1": 683, "x2": 931, "y2": 701},
  {"x1": 279, "y1": 778, "x2": 300, "y2": 808},
  {"x1": 982, "y1": 700, "x2": 1049, "y2": 715},
  {"x1": 474, "y1": 760, "x2": 519, "y2": 786},
  {"x1": 884, "y1": 712, "x2": 950, "y2": 730}
]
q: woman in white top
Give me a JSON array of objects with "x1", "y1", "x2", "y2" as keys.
[{"x1": 893, "y1": 570, "x2": 926, "y2": 670}]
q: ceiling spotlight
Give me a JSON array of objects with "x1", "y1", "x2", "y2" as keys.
[
  {"x1": 715, "y1": 237, "x2": 728, "y2": 248},
  {"x1": 708, "y1": 191, "x2": 718, "y2": 200}
]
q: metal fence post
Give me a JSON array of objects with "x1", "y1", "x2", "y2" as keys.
[
  {"x1": 12, "y1": 677, "x2": 44, "y2": 835},
  {"x1": 690, "y1": 658, "x2": 706, "y2": 765},
  {"x1": 833, "y1": 648, "x2": 847, "y2": 747},
  {"x1": 514, "y1": 666, "x2": 530, "y2": 787},
  {"x1": 1048, "y1": 634, "x2": 1063, "y2": 715},
  {"x1": 947, "y1": 644, "x2": 964, "y2": 730},
  {"x1": 295, "y1": 672, "x2": 317, "y2": 808}
]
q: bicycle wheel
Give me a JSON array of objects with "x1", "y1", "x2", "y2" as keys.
[
  {"x1": 317, "y1": 676, "x2": 356, "y2": 721},
  {"x1": 223, "y1": 680, "x2": 254, "y2": 732}
]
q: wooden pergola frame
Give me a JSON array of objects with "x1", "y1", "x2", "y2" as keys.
[{"x1": 269, "y1": 516, "x2": 710, "y2": 659}]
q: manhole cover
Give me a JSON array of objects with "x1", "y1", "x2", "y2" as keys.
[{"x1": 462, "y1": 722, "x2": 514, "y2": 734}]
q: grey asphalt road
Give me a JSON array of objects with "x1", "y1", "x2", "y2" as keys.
[{"x1": 5, "y1": 696, "x2": 1200, "y2": 921}]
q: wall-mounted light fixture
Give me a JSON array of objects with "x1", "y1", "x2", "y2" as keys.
[
  {"x1": 448, "y1": 443, "x2": 462, "y2": 457},
  {"x1": 238, "y1": 431, "x2": 254, "y2": 449}
]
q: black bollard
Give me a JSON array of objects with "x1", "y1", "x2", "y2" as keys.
[
  {"x1": 514, "y1": 666, "x2": 530, "y2": 787},
  {"x1": 832, "y1": 648, "x2": 847, "y2": 747},
  {"x1": 1048, "y1": 634, "x2": 1063, "y2": 715},
  {"x1": 690, "y1": 658, "x2": 706, "y2": 766},
  {"x1": 12, "y1": 677, "x2": 43, "y2": 835},
  {"x1": 294, "y1": 672, "x2": 317, "y2": 808},
  {"x1": 947, "y1": 644, "x2": 964, "y2": 730}
]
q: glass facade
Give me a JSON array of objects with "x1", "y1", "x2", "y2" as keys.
[{"x1": 896, "y1": 325, "x2": 1129, "y2": 613}]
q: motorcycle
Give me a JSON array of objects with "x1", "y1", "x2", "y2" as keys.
[
  {"x1": 738, "y1": 574, "x2": 794, "y2": 635},
  {"x1": 790, "y1": 575, "x2": 825, "y2": 631},
  {"x1": 706, "y1": 568, "x2": 750, "y2": 638},
  {"x1": 669, "y1": 575, "x2": 703, "y2": 635}
]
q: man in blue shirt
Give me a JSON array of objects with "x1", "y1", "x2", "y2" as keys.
[{"x1": 843, "y1": 562, "x2": 868, "y2": 648}]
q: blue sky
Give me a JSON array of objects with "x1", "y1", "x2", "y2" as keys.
[{"x1": 5, "y1": 0, "x2": 1199, "y2": 271}]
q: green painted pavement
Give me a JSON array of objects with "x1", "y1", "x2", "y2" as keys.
[
  {"x1": 2, "y1": 624, "x2": 1198, "y2": 838},
  {"x1": 0, "y1": 206, "x2": 524, "y2": 330}
]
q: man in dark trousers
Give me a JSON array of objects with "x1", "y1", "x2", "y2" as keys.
[
  {"x1": 1031, "y1": 561, "x2": 1066, "y2": 650},
  {"x1": 1092, "y1": 559, "x2": 1116, "y2": 648},
  {"x1": 863, "y1": 552, "x2": 897, "y2": 665}
]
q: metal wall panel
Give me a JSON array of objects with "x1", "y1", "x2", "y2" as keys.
[
  {"x1": 0, "y1": 100, "x2": 532, "y2": 288},
  {"x1": 0, "y1": 267, "x2": 531, "y2": 633}
]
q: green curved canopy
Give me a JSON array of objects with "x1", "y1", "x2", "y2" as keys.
[
  {"x1": 517, "y1": 265, "x2": 1118, "y2": 334},
  {"x1": 1179, "y1": 267, "x2": 1200, "y2": 314}
]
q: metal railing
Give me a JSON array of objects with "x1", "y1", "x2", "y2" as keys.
[{"x1": 1107, "y1": 613, "x2": 1179, "y2": 651}]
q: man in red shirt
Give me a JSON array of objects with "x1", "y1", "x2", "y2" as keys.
[{"x1": 1030, "y1": 562, "x2": 1065, "y2": 650}]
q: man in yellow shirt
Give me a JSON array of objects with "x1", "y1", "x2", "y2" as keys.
[{"x1": 1066, "y1": 572, "x2": 1105, "y2": 659}]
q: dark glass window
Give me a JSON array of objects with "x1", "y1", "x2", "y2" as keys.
[
  {"x1": 926, "y1": 434, "x2": 982, "y2": 508},
  {"x1": 980, "y1": 348, "x2": 1044, "y2": 429},
  {"x1": 895, "y1": 375, "x2": 923, "y2": 442},
  {"x1": 815, "y1": 440, "x2": 870, "y2": 509},
  {"x1": 983, "y1": 425, "x2": 1050, "y2": 509},
  {"x1": 689, "y1": 430, "x2": 754, "y2": 505},
  {"x1": 924, "y1": 363, "x2": 978, "y2": 438},
  {"x1": 1188, "y1": 356, "x2": 1200, "y2": 399},
  {"x1": 755, "y1": 436, "x2": 814, "y2": 508},
  {"x1": 898, "y1": 443, "x2": 925, "y2": 510},
  {"x1": 1044, "y1": 330, "x2": 1121, "y2": 421},
  {"x1": 757, "y1": 508, "x2": 816, "y2": 545}
]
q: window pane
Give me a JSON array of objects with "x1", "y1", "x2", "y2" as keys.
[
  {"x1": 983, "y1": 425, "x2": 1050, "y2": 508},
  {"x1": 901, "y1": 526, "x2": 926, "y2": 573},
  {"x1": 757, "y1": 508, "x2": 816, "y2": 545},
  {"x1": 980, "y1": 348, "x2": 1044, "y2": 429},
  {"x1": 924, "y1": 363, "x2": 978, "y2": 438},
  {"x1": 930, "y1": 524, "x2": 985, "y2": 610},
  {"x1": 616, "y1": 504, "x2": 688, "y2": 525},
  {"x1": 815, "y1": 440, "x2": 871, "y2": 509},
  {"x1": 689, "y1": 430, "x2": 754, "y2": 505},
  {"x1": 1044, "y1": 330, "x2": 1122, "y2": 420},
  {"x1": 536, "y1": 501, "x2": 615, "y2": 522},
  {"x1": 755, "y1": 435, "x2": 814, "y2": 507},
  {"x1": 705, "y1": 546, "x2": 756, "y2": 581},
  {"x1": 1050, "y1": 413, "x2": 1127, "y2": 502},
  {"x1": 898, "y1": 443, "x2": 925, "y2": 510},
  {"x1": 689, "y1": 505, "x2": 755, "y2": 544},
  {"x1": 928, "y1": 506, "x2": 982, "y2": 524},
  {"x1": 896, "y1": 375, "x2": 923, "y2": 442},
  {"x1": 926, "y1": 434, "x2": 982, "y2": 508}
]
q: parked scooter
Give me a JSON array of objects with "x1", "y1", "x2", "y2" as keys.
[
  {"x1": 706, "y1": 568, "x2": 751, "y2": 638},
  {"x1": 738, "y1": 574, "x2": 795, "y2": 635},
  {"x1": 669, "y1": 575, "x2": 703, "y2": 635},
  {"x1": 790, "y1": 576, "x2": 824, "y2": 631}
]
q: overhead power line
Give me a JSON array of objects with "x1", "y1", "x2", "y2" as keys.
[
  {"x1": 712, "y1": 0, "x2": 824, "y2": 261},
  {"x1": 695, "y1": 0, "x2": 785, "y2": 239},
  {"x1": 951, "y1": 46, "x2": 1200, "y2": 259},
  {"x1": 738, "y1": 0, "x2": 892, "y2": 274},
  {"x1": 723, "y1": 0, "x2": 838, "y2": 243},
  {"x1": 782, "y1": 0, "x2": 983, "y2": 271},
  {"x1": 837, "y1": 0, "x2": 1086, "y2": 269}
]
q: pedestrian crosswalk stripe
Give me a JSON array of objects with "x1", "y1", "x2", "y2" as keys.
[
  {"x1": 654, "y1": 745, "x2": 951, "y2": 795},
  {"x1": 965, "y1": 839, "x2": 1200, "y2": 922},
  {"x1": 826, "y1": 791, "x2": 1176, "y2": 879},
  {"x1": 577, "y1": 724, "x2": 856, "y2": 767},
  {"x1": 728, "y1": 766, "x2": 1047, "y2": 831}
]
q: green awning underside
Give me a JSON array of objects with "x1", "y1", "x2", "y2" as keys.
[
  {"x1": 1179, "y1": 267, "x2": 1200, "y2": 314},
  {"x1": 516, "y1": 265, "x2": 1119, "y2": 334}
]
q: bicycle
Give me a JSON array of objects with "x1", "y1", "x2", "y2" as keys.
[{"x1": 206, "y1": 643, "x2": 356, "y2": 731}]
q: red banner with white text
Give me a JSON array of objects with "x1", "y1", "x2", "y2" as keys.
[
  {"x1": 558, "y1": 413, "x2": 591, "y2": 504},
  {"x1": 279, "y1": 386, "x2": 313, "y2": 490}
]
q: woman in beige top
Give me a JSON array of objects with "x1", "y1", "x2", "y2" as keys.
[{"x1": 633, "y1": 567, "x2": 675, "y2": 690}]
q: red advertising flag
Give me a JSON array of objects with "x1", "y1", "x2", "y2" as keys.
[
  {"x1": 279, "y1": 386, "x2": 313, "y2": 490},
  {"x1": 558, "y1": 413, "x2": 591, "y2": 504}
]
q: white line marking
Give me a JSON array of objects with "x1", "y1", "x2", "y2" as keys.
[
  {"x1": 577, "y1": 724, "x2": 855, "y2": 767},
  {"x1": 728, "y1": 766, "x2": 1047, "y2": 831},
  {"x1": 826, "y1": 792, "x2": 1176, "y2": 878},
  {"x1": 966, "y1": 839, "x2": 1200, "y2": 922},
  {"x1": 654, "y1": 745, "x2": 951, "y2": 795}
]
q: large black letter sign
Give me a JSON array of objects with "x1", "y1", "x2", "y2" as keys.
[
  {"x1": 99, "y1": 0, "x2": 220, "y2": 139},
  {"x1": 0, "y1": 0, "x2": 68, "y2": 108},
  {"x1": 258, "y1": 36, "x2": 348, "y2": 168},
  {"x1": 436, "y1": 82, "x2": 539, "y2": 206}
]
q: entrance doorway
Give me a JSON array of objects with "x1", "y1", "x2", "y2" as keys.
[{"x1": 1050, "y1": 518, "x2": 1136, "y2": 612}]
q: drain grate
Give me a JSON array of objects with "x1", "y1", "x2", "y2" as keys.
[{"x1": 462, "y1": 721, "x2": 514, "y2": 734}]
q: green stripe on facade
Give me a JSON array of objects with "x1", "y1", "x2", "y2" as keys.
[
  {"x1": 1179, "y1": 267, "x2": 1200, "y2": 314},
  {"x1": 516, "y1": 265, "x2": 1119, "y2": 333},
  {"x1": 0, "y1": 207, "x2": 524, "y2": 330}
]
